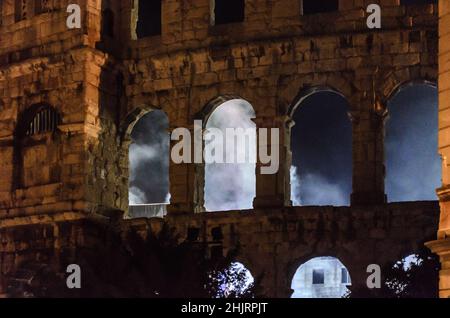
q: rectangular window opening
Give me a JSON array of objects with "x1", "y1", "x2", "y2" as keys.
[
  {"x1": 312, "y1": 269, "x2": 325, "y2": 285},
  {"x1": 212, "y1": 0, "x2": 245, "y2": 25},
  {"x1": 136, "y1": 0, "x2": 162, "y2": 38},
  {"x1": 301, "y1": 0, "x2": 338, "y2": 15},
  {"x1": 341, "y1": 268, "x2": 350, "y2": 284}
]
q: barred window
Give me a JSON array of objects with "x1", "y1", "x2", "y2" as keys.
[
  {"x1": 35, "y1": 0, "x2": 52, "y2": 14},
  {"x1": 0, "y1": 0, "x2": 3, "y2": 26},
  {"x1": 15, "y1": 0, "x2": 52, "y2": 22},
  {"x1": 25, "y1": 106, "x2": 60, "y2": 136},
  {"x1": 15, "y1": 0, "x2": 28, "y2": 21}
]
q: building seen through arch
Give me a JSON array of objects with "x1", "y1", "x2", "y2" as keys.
[
  {"x1": 291, "y1": 257, "x2": 351, "y2": 298},
  {"x1": 0, "y1": 0, "x2": 447, "y2": 298}
]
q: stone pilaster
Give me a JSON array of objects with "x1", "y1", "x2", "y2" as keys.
[
  {"x1": 253, "y1": 116, "x2": 292, "y2": 209},
  {"x1": 167, "y1": 124, "x2": 204, "y2": 214},
  {"x1": 350, "y1": 103, "x2": 387, "y2": 206},
  {"x1": 427, "y1": 0, "x2": 450, "y2": 298}
]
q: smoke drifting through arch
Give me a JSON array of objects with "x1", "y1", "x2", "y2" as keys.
[
  {"x1": 204, "y1": 99, "x2": 256, "y2": 211},
  {"x1": 385, "y1": 84, "x2": 440, "y2": 202},
  {"x1": 290, "y1": 91, "x2": 352, "y2": 206},
  {"x1": 128, "y1": 110, "x2": 170, "y2": 205}
]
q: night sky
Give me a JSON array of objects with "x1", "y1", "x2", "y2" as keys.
[
  {"x1": 128, "y1": 85, "x2": 439, "y2": 208},
  {"x1": 129, "y1": 110, "x2": 170, "y2": 204},
  {"x1": 290, "y1": 92, "x2": 352, "y2": 206},
  {"x1": 385, "y1": 84, "x2": 440, "y2": 202}
]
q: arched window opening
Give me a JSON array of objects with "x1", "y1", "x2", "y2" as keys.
[
  {"x1": 383, "y1": 251, "x2": 440, "y2": 298},
  {"x1": 301, "y1": 0, "x2": 338, "y2": 15},
  {"x1": 291, "y1": 257, "x2": 351, "y2": 298},
  {"x1": 25, "y1": 106, "x2": 60, "y2": 136},
  {"x1": 136, "y1": 0, "x2": 162, "y2": 38},
  {"x1": 385, "y1": 83, "x2": 439, "y2": 202},
  {"x1": 128, "y1": 110, "x2": 170, "y2": 218},
  {"x1": 204, "y1": 99, "x2": 256, "y2": 211},
  {"x1": 349, "y1": 249, "x2": 439, "y2": 298},
  {"x1": 208, "y1": 262, "x2": 254, "y2": 298},
  {"x1": 15, "y1": 104, "x2": 62, "y2": 189},
  {"x1": 211, "y1": 0, "x2": 245, "y2": 26},
  {"x1": 290, "y1": 91, "x2": 352, "y2": 206}
]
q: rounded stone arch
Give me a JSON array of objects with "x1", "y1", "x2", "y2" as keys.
[
  {"x1": 277, "y1": 74, "x2": 355, "y2": 116},
  {"x1": 379, "y1": 68, "x2": 437, "y2": 106},
  {"x1": 286, "y1": 251, "x2": 354, "y2": 298},
  {"x1": 12, "y1": 103, "x2": 63, "y2": 191},
  {"x1": 198, "y1": 95, "x2": 257, "y2": 212},
  {"x1": 14, "y1": 103, "x2": 62, "y2": 138},
  {"x1": 384, "y1": 79, "x2": 437, "y2": 106},
  {"x1": 118, "y1": 104, "x2": 171, "y2": 215},
  {"x1": 119, "y1": 104, "x2": 168, "y2": 141},
  {"x1": 286, "y1": 85, "x2": 350, "y2": 118},
  {"x1": 382, "y1": 78, "x2": 439, "y2": 203},
  {"x1": 233, "y1": 255, "x2": 258, "y2": 279},
  {"x1": 286, "y1": 250, "x2": 349, "y2": 286},
  {"x1": 195, "y1": 94, "x2": 256, "y2": 127},
  {"x1": 285, "y1": 84, "x2": 353, "y2": 207},
  {"x1": 385, "y1": 232, "x2": 438, "y2": 265}
]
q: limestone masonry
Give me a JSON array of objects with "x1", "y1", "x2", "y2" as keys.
[{"x1": 0, "y1": 0, "x2": 448, "y2": 297}]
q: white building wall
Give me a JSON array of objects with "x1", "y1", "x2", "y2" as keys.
[{"x1": 291, "y1": 257, "x2": 351, "y2": 298}]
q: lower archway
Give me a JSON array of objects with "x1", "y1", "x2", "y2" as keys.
[
  {"x1": 291, "y1": 256, "x2": 351, "y2": 298},
  {"x1": 208, "y1": 262, "x2": 255, "y2": 298}
]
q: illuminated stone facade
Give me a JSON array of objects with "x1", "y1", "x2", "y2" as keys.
[{"x1": 0, "y1": 0, "x2": 444, "y2": 297}]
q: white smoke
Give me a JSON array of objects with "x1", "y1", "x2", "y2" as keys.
[
  {"x1": 128, "y1": 110, "x2": 170, "y2": 205},
  {"x1": 290, "y1": 165, "x2": 348, "y2": 206},
  {"x1": 129, "y1": 143, "x2": 159, "y2": 181},
  {"x1": 385, "y1": 84, "x2": 440, "y2": 202},
  {"x1": 129, "y1": 186, "x2": 147, "y2": 205},
  {"x1": 290, "y1": 166, "x2": 302, "y2": 206},
  {"x1": 204, "y1": 99, "x2": 256, "y2": 211}
]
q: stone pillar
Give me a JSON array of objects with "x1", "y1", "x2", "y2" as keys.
[
  {"x1": 427, "y1": 0, "x2": 450, "y2": 298},
  {"x1": 253, "y1": 116, "x2": 292, "y2": 209},
  {"x1": 167, "y1": 124, "x2": 204, "y2": 214},
  {"x1": 350, "y1": 102, "x2": 387, "y2": 206}
]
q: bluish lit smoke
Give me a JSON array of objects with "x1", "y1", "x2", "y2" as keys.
[
  {"x1": 290, "y1": 92, "x2": 352, "y2": 207},
  {"x1": 128, "y1": 110, "x2": 170, "y2": 205},
  {"x1": 205, "y1": 100, "x2": 256, "y2": 211},
  {"x1": 385, "y1": 84, "x2": 440, "y2": 202}
]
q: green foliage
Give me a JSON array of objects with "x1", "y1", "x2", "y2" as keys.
[{"x1": 350, "y1": 247, "x2": 440, "y2": 298}]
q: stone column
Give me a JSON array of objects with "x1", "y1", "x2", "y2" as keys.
[
  {"x1": 350, "y1": 101, "x2": 387, "y2": 206},
  {"x1": 253, "y1": 116, "x2": 292, "y2": 209},
  {"x1": 167, "y1": 124, "x2": 204, "y2": 214},
  {"x1": 427, "y1": 0, "x2": 450, "y2": 298}
]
